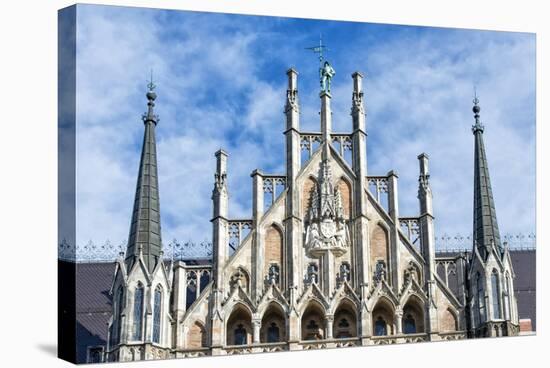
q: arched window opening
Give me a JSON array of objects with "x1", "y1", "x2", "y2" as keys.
[
  {"x1": 333, "y1": 300, "x2": 357, "y2": 338},
  {"x1": 402, "y1": 296, "x2": 424, "y2": 334},
  {"x1": 226, "y1": 304, "x2": 252, "y2": 345},
  {"x1": 491, "y1": 270, "x2": 501, "y2": 319},
  {"x1": 260, "y1": 303, "x2": 286, "y2": 343},
  {"x1": 403, "y1": 314, "x2": 416, "y2": 334},
  {"x1": 152, "y1": 286, "x2": 162, "y2": 344},
  {"x1": 301, "y1": 302, "x2": 325, "y2": 340},
  {"x1": 375, "y1": 317, "x2": 387, "y2": 336},
  {"x1": 372, "y1": 298, "x2": 394, "y2": 336},
  {"x1": 234, "y1": 324, "x2": 247, "y2": 345},
  {"x1": 133, "y1": 284, "x2": 144, "y2": 340}
]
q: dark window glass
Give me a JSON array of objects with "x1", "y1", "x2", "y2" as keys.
[
  {"x1": 267, "y1": 323, "x2": 280, "y2": 343},
  {"x1": 200, "y1": 271, "x2": 210, "y2": 292},
  {"x1": 88, "y1": 348, "x2": 103, "y2": 363},
  {"x1": 234, "y1": 324, "x2": 247, "y2": 345},
  {"x1": 374, "y1": 317, "x2": 387, "y2": 336},
  {"x1": 476, "y1": 273, "x2": 485, "y2": 324},
  {"x1": 152, "y1": 288, "x2": 162, "y2": 343},
  {"x1": 133, "y1": 286, "x2": 144, "y2": 340},
  {"x1": 403, "y1": 315, "x2": 416, "y2": 334},
  {"x1": 115, "y1": 287, "x2": 124, "y2": 345},
  {"x1": 491, "y1": 271, "x2": 501, "y2": 319}
]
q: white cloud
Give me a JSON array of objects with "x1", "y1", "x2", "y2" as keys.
[{"x1": 70, "y1": 6, "x2": 536, "y2": 255}]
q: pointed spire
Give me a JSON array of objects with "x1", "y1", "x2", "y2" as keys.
[
  {"x1": 471, "y1": 92, "x2": 502, "y2": 259},
  {"x1": 125, "y1": 76, "x2": 163, "y2": 272}
]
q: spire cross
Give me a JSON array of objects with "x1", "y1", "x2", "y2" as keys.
[{"x1": 147, "y1": 69, "x2": 156, "y2": 91}]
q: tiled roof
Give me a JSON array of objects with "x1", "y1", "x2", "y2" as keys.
[{"x1": 75, "y1": 262, "x2": 115, "y2": 363}]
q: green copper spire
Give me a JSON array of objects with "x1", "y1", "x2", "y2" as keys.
[
  {"x1": 471, "y1": 92, "x2": 502, "y2": 259},
  {"x1": 125, "y1": 77, "x2": 162, "y2": 272}
]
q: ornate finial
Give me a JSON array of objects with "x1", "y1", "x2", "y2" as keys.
[
  {"x1": 147, "y1": 69, "x2": 156, "y2": 92},
  {"x1": 142, "y1": 69, "x2": 159, "y2": 123},
  {"x1": 471, "y1": 86, "x2": 483, "y2": 133}
]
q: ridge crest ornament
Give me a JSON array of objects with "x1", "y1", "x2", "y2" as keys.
[{"x1": 304, "y1": 159, "x2": 350, "y2": 257}]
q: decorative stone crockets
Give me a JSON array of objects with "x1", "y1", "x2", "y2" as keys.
[{"x1": 304, "y1": 159, "x2": 350, "y2": 257}]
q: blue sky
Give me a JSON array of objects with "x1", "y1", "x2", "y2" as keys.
[{"x1": 71, "y1": 4, "x2": 536, "y2": 253}]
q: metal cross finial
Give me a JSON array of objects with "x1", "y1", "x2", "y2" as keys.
[
  {"x1": 306, "y1": 34, "x2": 329, "y2": 66},
  {"x1": 473, "y1": 85, "x2": 479, "y2": 106},
  {"x1": 147, "y1": 69, "x2": 156, "y2": 91}
]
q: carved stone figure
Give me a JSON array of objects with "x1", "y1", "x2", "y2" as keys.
[{"x1": 320, "y1": 61, "x2": 336, "y2": 93}]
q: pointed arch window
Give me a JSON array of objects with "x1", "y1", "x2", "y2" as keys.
[
  {"x1": 133, "y1": 284, "x2": 144, "y2": 340},
  {"x1": 374, "y1": 317, "x2": 387, "y2": 336},
  {"x1": 491, "y1": 270, "x2": 501, "y2": 319},
  {"x1": 152, "y1": 286, "x2": 162, "y2": 344}
]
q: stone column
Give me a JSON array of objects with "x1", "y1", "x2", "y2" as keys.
[
  {"x1": 387, "y1": 170, "x2": 400, "y2": 291},
  {"x1": 212, "y1": 149, "x2": 229, "y2": 289},
  {"x1": 417, "y1": 153, "x2": 439, "y2": 337},
  {"x1": 320, "y1": 251, "x2": 336, "y2": 297},
  {"x1": 325, "y1": 315, "x2": 334, "y2": 339},
  {"x1": 251, "y1": 170, "x2": 264, "y2": 301},
  {"x1": 284, "y1": 69, "x2": 303, "y2": 301},
  {"x1": 350, "y1": 72, "x2": 370, "y2": 300},
  {"x1": 287, "y1": 307, "x2": 301, "y2": 350},
  {"x1": 172, "y1": 261, "x2": 187, "y2": 348},
  {"x1": 360, "y1": 307, "x2": 372, "y2": 345},
  {"x1": 320, "y1": 91, "x2": 332, "y2": 150},
  {"x1": 395, "y1": 308, "x2": 403, "y2": 335},
  {"x1": 210, "y1": 150, "x2": 229, "y2": 351},
  {"x1": 252, "y1": 319, "x2": 261, "y2": 344}
]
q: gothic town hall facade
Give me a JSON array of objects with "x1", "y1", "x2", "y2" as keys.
[{"x1": 106, "y1": 66, "x2": 520, "y2": 362}]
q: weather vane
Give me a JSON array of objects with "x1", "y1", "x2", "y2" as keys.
[
  {"x1": 306, "y1": 34, "x2": 335, "y2": 94},
  {"x1": 306, "y1": 34, "x2": 329, "y2": 66},
  {"x1": 147, "y1": 69, "x2": 156, "y2": 91}
]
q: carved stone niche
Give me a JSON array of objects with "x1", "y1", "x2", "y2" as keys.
[{"x1": 304, "y1": 160, "x2": 351, "y2": 258}]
